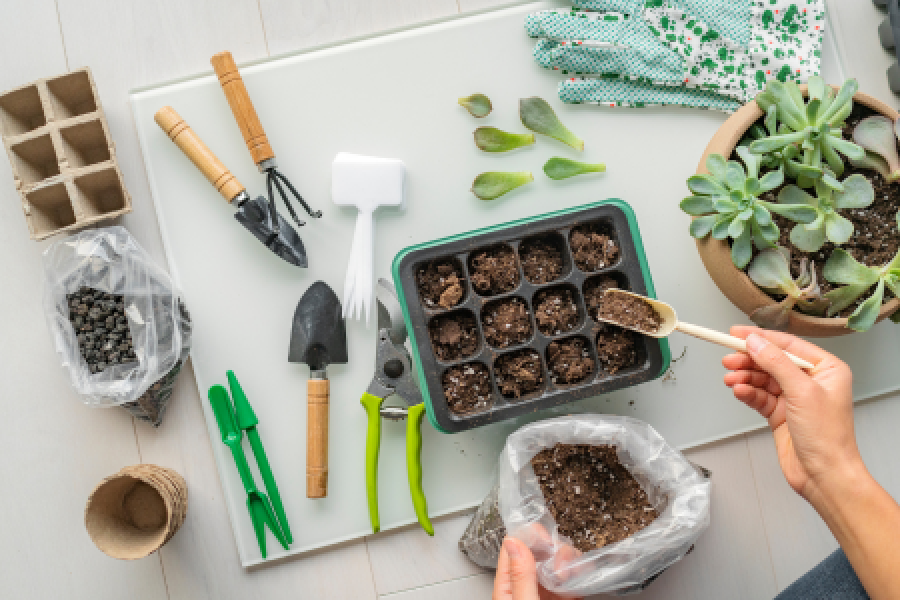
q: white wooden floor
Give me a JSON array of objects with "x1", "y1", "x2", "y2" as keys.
[{"x1": 0, "y1": 0, "x2": 897, "y2": 598}]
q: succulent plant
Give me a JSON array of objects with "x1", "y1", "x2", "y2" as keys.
[
  {"x1": 741, "y1": 105, "x2": 823, "y2": 182},
  {"x1": 747, "y1": 247, "x2": 829, "y2": 330},
  {"x1": 520, "y1": 97, "x2": 583, "y2": 151},
  {"x1": 474, "y1": 127, "x2": 535, "y2": 152},
  {"x1": 776, "y1": 174, "x2": 875, "y2": 253},
  {"x1": 850, "y1": 115, "x2": 900, "y2": 181},
  {"x1": 750, "y1": 77, "x2": 865, "y2": 187},
  {"x1": 681, "y1": 150, "x2": 818, "y2": 268},
  {"x1": 543, "y1": 158, "x2": 605, "y2": 180},
  {"x1": 823, "y1": 236, "x2": 900, "y2": 331},
  {"x1": 459, "y1": 93, "x2": 492, "y2": 117},
  {"x1": 471, "y1": 171, "x2": 533, "y2": 200}
]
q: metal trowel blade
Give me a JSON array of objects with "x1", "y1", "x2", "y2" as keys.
[
  {"x1": 288, "y1": 281, "x2": 348, "y2": 370},
  {"x1": 235, "y1": 195, "x2": 308, "y2": 267}
]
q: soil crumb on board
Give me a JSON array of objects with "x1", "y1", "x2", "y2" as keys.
[
  {"x1": 470, "y1": 245, "x2": 520, "y2": 296},
  {"x1": 546, "y1": 336, "x2": 594, "y2": 384},
  {"x1": 532, "y1": 443, "x2": 659, "y2": 553},
  {"x1": 570, "y1": 223, "x2": 620, "y2": 272},
  {"x1": 519, "y1": 235, "x2": 565, "y2": 284},
  {"x1": 443, "y1": 362, "x2": 493, "y2": 415},
  {"x1": 495, "y1": 349, "x2": 544, "y2": 398},
  {"x1": 534, "y1": 286, "x2": 580, "y2": 335},
  {"x1": 596, "y1": 289, "x2": 662, "y2": 333},
  {"x1": 417, "y1": 259, "x2": 465, "y2": 309},
  {"x1": 482, "y1": 297, "x2": 533, "y2": 348},
  {"x1": 429, "y1": 311, "x2": 479, "y2": 362},
  {"x1": 596, "y1": 325, "x2": 640, "y2": 374}
]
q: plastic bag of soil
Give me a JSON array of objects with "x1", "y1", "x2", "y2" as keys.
[
  {"x1": 459, "y1": 415, "x2": 711, "y2": 597},
  {"x1": 42, "y1": 226, "x2": 192, "y2": 426}
]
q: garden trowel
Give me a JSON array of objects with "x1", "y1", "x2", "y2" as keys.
[{"x1": 288, "y1": 281, "x2": 348, "y2": 498}]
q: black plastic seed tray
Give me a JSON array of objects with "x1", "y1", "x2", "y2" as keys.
[{"x1": 392, "y1": 200, "x2": 671, "y2": 433}]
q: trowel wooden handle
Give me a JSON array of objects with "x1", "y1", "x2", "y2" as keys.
[
  {"x1": 675, "y1": 322, "x2": 815, "y2": 370},
  {"x1": 210, "y1": 51, "x2": 275, "y2": 166},
  {"x1": 154, "y1": 106, "x2": 245, "y2": 203},
  {"x1": 307, "y1": 378, "x2": 329, "y2": 498}
]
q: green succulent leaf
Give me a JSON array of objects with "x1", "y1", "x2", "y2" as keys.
[
  {"x1": 753, "y1": 203, "x2": 772, "y2": 226},
  {"x1": 687, "y1": 174, "x2": 726, "y2": 196},
  {"x1": 850, "y1": 150, "x2": 893, "y2": 180},
  {"x1": 681, "y1": 195, "x2": 716, "y2": 216},
  {"x1": 542, "y1": 157, "x2": 605, "y2": 180},
  {"x1": 764, "y1": 104, "x2": 778, "y2": 136},
  {"x1": 847, "y1": 280, "x2": 885, "y2": 332},
  {"x1": 747, "y1": 247, "x2": 798, "y2": 294},
  {"x1": 758, "y1": 168, "x2": 784, "y2": 192},
  {"x1": 807, "y1": 76, "x2": 826, "y2": 102},
  {"x1": 714, "y1": 196, "x2": 739, "y2": 212},
  {"x1": 712, "y1": 215, "x2": 733, "y2": 240},
  {"x1": 689, "y1": 214, "x2": 719, "y2": 238},
  {"x1": 790, "y1": 222, "x2": 827, "y2": 253},
  {"x1": 822, "y1": 138, "x2": 845, "y2": 175},
  {"x1": 777, "y1": 184, "x2": 814, "y2": 205},
  {"x1": 824, "y1": 213, "x2": 854, "y2": 245},
  {"x1": 724, "y1": 161, "x2": 746, "y2": 190},
  {"x1": 767, "y1": 202, "x2": 818, "y2": 223},
  {"x1": 706, "y1": 154, "x2": 727, "y2": 180},
  {"x1": 852, "y1": 115, "x2": 900, "y2": 177},
  {"x1": 519, "y1": 97, "x2": 583, "y2": 151},
  {"x1": 458, "y1": 93, "x2": 492, "y2": 117},
  {"x1": 749, "y1": 130, "x2": 807, "y2": 154},
  {"x1": 832, "y1": 173, "x2": 874, "y2": 209},
  {"x1": 728, "y1": 217, "x2": 746, "y2": 239},
  {"x1": 751, "y1": 302, "x2": 794, "y2": 331},
  {"x1": 474, "y1": 127, "x2": 535, "y2": 152},
  {"x1": 471, "y1": 171, "x2": 533, "y2": 200},
  {"x1": 819, "y1": 78, "x2": 858, "y2": 125},
  {"x1": 827, "y1": 136, "x2": 866, "y2": 161},
  {"x1": 731, "y1": 228, "x2": 754, "y2": 268},
  {"x1": 823, "y1": 248, "x2": 880, "y2": 286},
  {"x1": 758, "y1": 220, "x2": 780, "y2": 243},
  {"x1": 825, "y1": 283, "x2": 872, "y2": 316}
]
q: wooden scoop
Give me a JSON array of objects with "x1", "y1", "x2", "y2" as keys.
[{"x1": 599, "y1": 289, "x2": 815, "y2": 370}]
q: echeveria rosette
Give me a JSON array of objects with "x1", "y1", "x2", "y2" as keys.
[
  {"x1": 681, "y1": 150, "x2": 818, "y2": 268},
  {"x1": 776, "y1": 174, "x2": 875, "y2": 253},
  {"x1": 823, "y1": 238, "x2": 900, "y2": 332},
  {"x1": 750, "y1": 77, "x2": 865, "y2": 187},
  {"x1": 747, "y1": 246, "x2": 829, "y2": 330},
  {"x1": 741, "y1": 104, "x2": 824, "y2": 182}
]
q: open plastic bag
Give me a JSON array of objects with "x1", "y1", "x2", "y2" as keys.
[
  {"x1": 461, "y1": 415, "x2": 711, "y2": 597},
  {"x1": 43, "y1": 226, "x2": 192, "y2": 426}
]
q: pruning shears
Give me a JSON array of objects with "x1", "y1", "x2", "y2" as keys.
[{"x1": 360, "y1": 278, "x2": 433, "y2": 535}]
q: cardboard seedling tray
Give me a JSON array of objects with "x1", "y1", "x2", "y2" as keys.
[
  {"x1": 393, "y1": 200, "x2": 671, "y2": 433},
  {"x1": 0, "y1": 68, "x2": 131, "y2": 240}
]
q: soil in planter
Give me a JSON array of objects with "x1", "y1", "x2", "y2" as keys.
[
  {"x1": 532, "y1": 443, "x2": 659, "y2": 553},
  {"x1": 494, "y1": 349, "x2": 544, "y2": 398},
  {"x1": 417, "y1": 259, "x2": 465, "y2": 309},
  {"x1": 534, "y1": 287, "x2": 581, "y2": 335},
  {"x1": 570, "y1": 223, "x2": 620, "y2": 272},
  {"x1": 594, "y1": 289, "x2": 662, "y2": 334},
  {"x1": 470, "y1": 245, "x2": 520, "y2": 296},
  {"x1": 482, "y1": 297, "x2": 532, "y2": 348},
  {"x1": 68, "y1": 287, "x2": 138, "y2": 374},
  {"x1": 596, "y1": 325, "x2": 640, "y2": 374},
  {"x1": 583, "y1": 275, "x2": 621, "y2": 321},
  {"x1": 429, "y1": 311, "x2": 479, "y2": 362},
  {"x1": 519, "y1": 235, "x2": 565, "y2": 284},
  {"x1": 546, "y1": 336, "x2": 594, "y2": 384},
  {"x1": 443, "y1": 362, "x2": 493, "y2": 415}
]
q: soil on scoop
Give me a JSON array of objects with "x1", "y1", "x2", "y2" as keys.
[
  {"x1": 429, "y1": 311, "x2": 479, "y2": 362},
  {"x1": 570, "y1": 223, "x2": 620, "y2": 272},
  {"x1": 417, "y1": 259, "x2": 465, "y2": 309},
  {"x1": 739, "y1": 104, "x2": 900, "y2": 315},
  {"x1": 597, "y1": 325, "x2": 641, "y2": 374},
  {"x1": 494, "y1": 349, "x2": 544, "y2": 398},
  {"x1": 546, "y1": 336, "x2": 594, "y2": 384},
  {"x1": 583, "y1": 275, "x2": 622, "y2": 321},
  {"x1": 442, "y1": 362, "x2": 493, "y2": 415},
  {"x1": 594, "y1": 290, "x2": 662, "y2": 334},
  {"x1": 534, "y1": 286, "x2": 581, "y2": 335},
  {"x1": 470, "y1": 244, "x2": 520, "y2": 296},
  {"x1": 482, "y1": 297, "x2": 533, "y2": 348},
  {"x1": 519, "y1": 235, "x2": 565, "y2": 284},
  {"x1": 68, "y1": 287, "x2": 138, "y2": 374},
  {"x1": 532, "y1": 443, "x2": 659, "y2": 553}
]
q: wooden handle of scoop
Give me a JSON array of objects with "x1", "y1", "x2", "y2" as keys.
[
  {"x1": 154, "y1": 106, "x2": 245, "y2": 203},
  {"x1": 307, "y1": 378, "x2": 329, "y2": 498},
  {"x1": 210, "y1": 51, "x2": 275, "y2": 167}
]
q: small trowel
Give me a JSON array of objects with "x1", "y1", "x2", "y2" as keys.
[
  {"x1": 155, "y1": 106, "x2": 308, "y2": 267},
  {"x1": 288, "y1": 281, "x2": 348, "y2": 498}
]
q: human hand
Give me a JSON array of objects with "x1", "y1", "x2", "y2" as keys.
[
  {"x1": 492, "y1": 537, "x2": 578, "y2": 600},
  {"x1": 722, "y1": 326, "x2": 866, "y2": 503}
]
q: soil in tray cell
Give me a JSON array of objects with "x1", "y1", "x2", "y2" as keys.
[
  {"x1": 519, "y1": 234, "x2": 565, "y2": 284},
  {"x1": 570, "y1": 222, "x2": 620, "y2": 272},
  {"x1": 469, "y1": 244, "x2": 520, "y2": 296},
  {"x1": 417, "y1": 259, "x2": 465, "y2": 309},
  {"x1": 443, "y1": 362, "x2": 493, "y2": 415},
  {"x1": 429, "y1": 310, "x2": 480, "y2": 362},
  {"x1": 546, "y1": 336, "x2": 594, "y2": 384},
  {"x1": 533, "y1": 285, "x2": 581, "y2": 336},
  {"x1": 532, "y1": 443, "x2": 659, "y2": 553},
  {"x1": 596, "y1": 325, "x2": 641, "y2": 374},
  {"x1": 583, "y1": 274, "x2": 626, "y2": 321},
  {"x1": 482, "y1": 297, "x2": 533, "y2": 348},
  {"x1": 494, "y1": 349, "x2": 544, "y2": 399}
]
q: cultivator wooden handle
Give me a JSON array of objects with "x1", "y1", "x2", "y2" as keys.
[
  {"x1": 154, "y1": 106, "x2": 246, "y2": 203},
  {"x1": 307, "y1": 378, "x2": 329, "y2": 498},
  {"x1": 211, "y1": 51, "x2": 275, "y2": 167}
]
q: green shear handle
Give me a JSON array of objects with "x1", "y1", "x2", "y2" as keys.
[{"x1": 362, "y1": 393, "x2": 433, "y2": 536}]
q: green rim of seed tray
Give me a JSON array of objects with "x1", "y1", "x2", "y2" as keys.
[{"x1": 392, "y1": 199, "x2": 671, "y2": 433}]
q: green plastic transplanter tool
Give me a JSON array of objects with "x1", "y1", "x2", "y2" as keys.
[
  {"x1": 208, "y1": 384, "x2": 289, "y2": 558},
  {"x1": 227, "y1": 370, "x2": 292, "y2": 545}
]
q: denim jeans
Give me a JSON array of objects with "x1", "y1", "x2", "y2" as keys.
[{"x1": 775, "y1": 549, "x2": 869, "y2": 600}]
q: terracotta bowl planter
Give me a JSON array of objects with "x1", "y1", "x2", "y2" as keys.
[{"x1": 695, "y1": 89, "x2": 900, "y2": 337}]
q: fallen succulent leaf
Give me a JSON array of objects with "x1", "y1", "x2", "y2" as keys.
[
  {"x1": 474, "y1": 127, "x2": 535, "y2": 152},
  {"x1": 458, "y1": 93, "x2": 492, "y2": 118},
  {"x1": 543, "y1": 157, "x2": 605, "y2": 180},
  {"x1": 471, "y1": 171, "x2": 533, "y2": 200},
  {"x1": 519, "y1": 97, "x2": 583, "y2": 151}
]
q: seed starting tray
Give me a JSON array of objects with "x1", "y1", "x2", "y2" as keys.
[{"x1": 393, "y1": 200, "x2": 671, "y2": 433}]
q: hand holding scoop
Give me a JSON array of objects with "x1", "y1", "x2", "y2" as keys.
[{"x1": 599, "y1": 289, "x2": 815, "y2": 370}]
